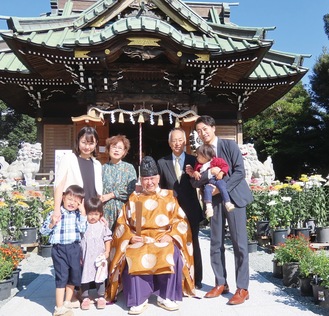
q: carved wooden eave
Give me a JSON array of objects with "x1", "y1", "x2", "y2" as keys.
[{"x1": 0, "y1": 0, "x2": 309, "y2": 121}]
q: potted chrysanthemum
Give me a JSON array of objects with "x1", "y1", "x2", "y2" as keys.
[
  {"x1": 273, "y1": 235, "x2": 313, "y2": 287},
  {"x1": 0, "y1": 243, "x2": 24, "y2": 289}
]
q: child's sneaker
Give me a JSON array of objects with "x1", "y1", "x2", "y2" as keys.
[
  {"x1": 97, "y1": 297, "x2": 106, "y2": 309},
  {"x1": 225, "y1": 202, "x2": 235, "y2": 212},
  {"x1": 205, "y1": 205, "x2": 214, "y2": 219},
  {"x1": 81, "y1": 298, "x2": 91, "y2": 310},
  {"x1": 53, "y1": 305, "x2": 74, "y2": 316},
  {"x1": 64, "y1": 300, "x2": 80, "y2": 309}
]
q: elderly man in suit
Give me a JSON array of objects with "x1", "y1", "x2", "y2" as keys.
[
  {"x1": 187, "y1": 115, "x2": 253, "y2": 305},
  {"x1": 157, "y1": 128, "x2": 204, "y2": 289}
]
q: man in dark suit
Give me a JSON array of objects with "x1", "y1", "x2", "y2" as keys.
[
  {"x1": 187, "y1": 115, "x2": 253, "y2": 305},
  {"x1": 157, "y1": 128, "x2": 204, "y2": 289}
]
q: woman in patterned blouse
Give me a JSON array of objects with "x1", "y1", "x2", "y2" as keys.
[{"x1": 102, "y1": 135, "x2": 137, "y2": 230}]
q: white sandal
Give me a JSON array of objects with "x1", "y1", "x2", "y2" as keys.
[
  {"x1": 157, "y1": 297, "x2": 179, "y2": 311},
  {"x1": 128, "y1": 300, "x2": 148, "y2": 315}
]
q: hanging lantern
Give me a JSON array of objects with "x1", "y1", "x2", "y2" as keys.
[
  {"x1": 118, "y1": 112, "x2": 124, "y2": 123},
  {"x1": 157, "y1": 115, "x2": 163, "y2": 126},
  {"x1": 138, "y1": 112, "x2": 145, "y2": 123},
  {"x1": 175, "y1": 117, "x2": 180, "y2": 128}
]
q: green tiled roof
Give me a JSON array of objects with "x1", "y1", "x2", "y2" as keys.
[
  {"x1": 249, "y1": 58, "x2": 306, "y2": 80},
  {"x1": 0, "y1": 0, "x2": 308, "y2": 83},
  {"x1": 0, "y1": 39, "x2": 306, "y2": 82},
  {"x1": 0, "y1": 0, "x2": 309, "y2": 120},
  {"x1": 4, "y1": 16, "x2": 268, "y2": 53},
  {"x1": 73, "y1": 0, "x2": 212, "y2": 35},
  {"x1": 8, "y1": 16, "x2": 77, "y2": 33},
  {"x1": 0, "y1": 50, "x2": 28, "y2": 73}
]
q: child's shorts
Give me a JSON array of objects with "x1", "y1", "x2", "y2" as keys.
[{"x1": 52, "y1": 241, "x2": 81, "y2": 288}]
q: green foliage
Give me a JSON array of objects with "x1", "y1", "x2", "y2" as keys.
[
  {"x1": 312, "y1": 250, "x2": 329, "y2": 288},
  {"x1": 307, "y1": 186, "x2": 329, "y2": 227},
  {"x1": 244, "y1": 82, "x2": 326, "y2": 180},
  {"x1": 273, "y1": 235, "x2": 313, "y2": 266},
  {"x1": 246, "y1": 187, "x2": 271, "y2": 240},
  {"x1": 39, "y1": 235, "x2": 50, "y2": 245},
  {"x1": 288, "y1": 178, "x2": 329, "y2": 228},
  {"x1": 310, "y1": 50, "x2": 329, "y2": 113},
  {"x1": 309, "y1": 49, "x2": 329, "y2": 176},
  {"x1": 324, "y1": 14, "x2": 329, "y2": 40},
  {"x1": 267, "y1": 189, "x2": 293, "y2": 229},
  {"x1": 0, "y1": 255, "x2": 14, "y2": 281},
  {"x1": 0, "y1": 191, "x2": 11, "y2": 233},
  {"x1": 299, "y1": 250, "x2": 317, "y2": 278},
  {"x1": 0, "y1": 101, "x2": 36, "y2": 164},
  {"x1": 0, "y1": 183, "x2": 53, "y2": 240},
  {"x1": 248, "y1": 175, "x2": 329, "y2": 238}
]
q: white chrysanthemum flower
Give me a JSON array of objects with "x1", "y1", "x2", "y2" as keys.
[
  {"x1": 0, "y1": 183, "x2": 13, "y2": 192},
  {"x1": 281, "y1": 196, "x2": 292, "y2": 202},
  {"x1": 267, "y1": 200, "x2": 277, "y2": 206}
]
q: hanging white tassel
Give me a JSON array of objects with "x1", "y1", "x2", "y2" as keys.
[
  {"x1": 169, "y1": 113, "x2": 173, "y2": 124},
  {"x1": 111, "y1": 112, "x2": 115, "y2": 123},
  {"x1": 150, "y1": 113, "x2": 154, "y2": 125},
  {"x1": 130, "y1": 113, "x2": 135, "y2": 124}
]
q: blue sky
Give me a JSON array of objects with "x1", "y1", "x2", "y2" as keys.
[{"x1": 0, "y1": 0, "x2": 328, "y2": 87}]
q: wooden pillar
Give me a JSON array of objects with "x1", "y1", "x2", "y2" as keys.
[{"x1": 180, "y1": 116, "x2": 198, "y2": 154}]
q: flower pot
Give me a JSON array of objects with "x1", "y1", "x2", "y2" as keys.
[
  {"x1": 298, "y1": 276, "x2": 313, "y2": 296},
  {"x1": 311, "y1": 281, "x2": 327, "y2": 305},
  {"x1": 40, "y1": 244, "x2": 52, "y2": 258},
  {"x1": 310, "y1": 233, "x2": 317, "y2": 242},
  {"x1": 304, "y1": 218, "x2": 316, "y2": 234},
  {"x1": 11, "y1": 268, "x2": 21, "y2": 289},
  {"x1": 257, "y1": 235, "x2": 271, "y2": 247},
  {"x1": 271, "y1": 228, "x2": 288, "y2": 246},
  {"x1": 293, "y1": 227, "x2": 310, "y2": 240},
  {"x1": 256, "y1": 220, "x2": 270, "y2": 236},
  {"x1": 272, "y1": 260, "x2": 283, "y2": 279},
  {"x1": 3, "y1": 239, "x2": 22, "y2": 248},
  {"x1": 282, "y1": 262, "x2": 300, "y2": 287},
  {"x1": 316, "y1": 227, "x2": 329, "y2": 243},
  {"x1": 319, "y1": 288, "x2": 329, "y2": 309},
  {"x1": 248, "y1": 240, "x2": 257, "y2": 253},
  {"x1": 20, "y1": 227, "x2": 37, "y2": 244},
  {"x1": 0, "y1": 277, "x2": 13, "y2": 300}
]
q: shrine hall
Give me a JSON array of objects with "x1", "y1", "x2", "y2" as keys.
[{"x1": 0, "y1": 0, "x2": 308, "y2": 172}]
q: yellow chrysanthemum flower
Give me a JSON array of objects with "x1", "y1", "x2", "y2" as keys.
[
  {"x1": 15, "y1": 201, "x2": 29, "y2": 208},
  {"x1": 12, "y1": 193, "x2": 25, "y2": 200},
  {"x1": 0, "y1": 201, "x2": 8, "y2": 207}
]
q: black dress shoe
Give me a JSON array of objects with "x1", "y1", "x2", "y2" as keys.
[{"x1": 195, "y1": 282, "x2": 203, "y2": 289}]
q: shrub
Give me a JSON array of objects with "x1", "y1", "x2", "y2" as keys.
[{"x1": 274, "y1": 235, "x2": 313, "y2": 266}]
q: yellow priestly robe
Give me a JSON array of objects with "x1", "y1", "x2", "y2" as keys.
[{"x1": 106, "y1": 188, "x2": 195, "y2": 301}]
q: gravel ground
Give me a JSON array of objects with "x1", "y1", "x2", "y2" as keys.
[{"x1": 1, "y1": 233, "x2": 328, "y2": 315}]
